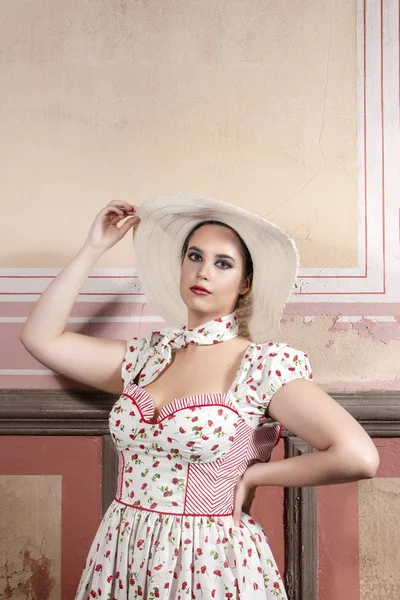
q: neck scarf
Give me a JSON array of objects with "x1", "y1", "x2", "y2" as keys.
[{"x1": 138, "y1": 311, "x2": 240, "y2": 386}]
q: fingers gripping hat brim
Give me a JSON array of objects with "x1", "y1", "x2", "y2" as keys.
[{"x1": 134, "y1": 193, "x2": 299, "y2": 343}]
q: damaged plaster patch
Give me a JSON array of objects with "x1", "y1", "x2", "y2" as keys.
[
  {"x1": 0, "y1": 544, "x2": 56, "y2": 599},
  {"x1": 279, "y1": 314, "x2": 400, "y2": 385},
  {"x1": 330, "y1": 316, "x2": 400, "y2": 342},
  {"x1": 0, "y1": 476, "x2": 61, "y2": 599}
]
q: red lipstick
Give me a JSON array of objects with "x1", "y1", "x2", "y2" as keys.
[{"x1": 190, "y1": 285, "x2": 211, "y2": 295}]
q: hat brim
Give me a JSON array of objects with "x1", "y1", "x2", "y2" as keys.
[{"x1": 134, "y1": 193, "x2": 299, "y2": 343}]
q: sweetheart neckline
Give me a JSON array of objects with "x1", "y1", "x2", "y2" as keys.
[
  {"x1": 129, "y1": 341, "x2": 255, "y2": 423},
  {"x1": 131, "y1": 383, "x2": 229, "y2": 423}
]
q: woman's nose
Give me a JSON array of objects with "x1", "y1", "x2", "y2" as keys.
[{"x1": 196, "y1": 263, "x2": 211, "y2": 280}]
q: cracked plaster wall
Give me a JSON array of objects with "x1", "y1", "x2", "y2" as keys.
[{"x1": 279, "y1": 315, "x2": 400, "y2": 389}]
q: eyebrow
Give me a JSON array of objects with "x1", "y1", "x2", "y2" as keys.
[{"x1": 188, "y1": 245, "x2": 236, "y2": 263}]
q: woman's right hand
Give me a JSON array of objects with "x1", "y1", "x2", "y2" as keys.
[{"x1": 83, "y1": 200, "x2": 140, "y2": 253}]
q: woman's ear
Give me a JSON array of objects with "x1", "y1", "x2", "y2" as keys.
[{"x1": 239, "y1": 274, "x2": 252, "y2": 295}]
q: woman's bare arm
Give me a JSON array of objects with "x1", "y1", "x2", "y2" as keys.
[
  {"x1": 245, "y1": 379, "x2": 380, "y2": 489},
  {"x1": 19, "y1": 201, "x2": 140, "y2": 395}
]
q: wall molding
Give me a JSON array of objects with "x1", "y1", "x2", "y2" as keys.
[{"x1": 0, "y1": 389, "x2": 399, "y2": 599}]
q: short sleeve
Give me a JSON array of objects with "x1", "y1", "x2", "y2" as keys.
[
  {"x1": 259, "y1": 344, "x2": 313, "y2": 422},
  {"x1": 231, "y1": 342, "x2": 313, "y2": 429},
  {"x1": 121, "y1": 332, "x2": 153, "y2": 388}
]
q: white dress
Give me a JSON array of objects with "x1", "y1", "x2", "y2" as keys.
[{"x1": 75, "y1": 328, "x2": 313, "y2": 599}]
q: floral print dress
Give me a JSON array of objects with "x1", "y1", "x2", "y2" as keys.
[{"x1": 75, "y1": 313, "x2": 313, "y2": 599}]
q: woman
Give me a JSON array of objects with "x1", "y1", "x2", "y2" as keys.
[{"x1": 19, "y1": 194, "x2": 380, "y2": 599}]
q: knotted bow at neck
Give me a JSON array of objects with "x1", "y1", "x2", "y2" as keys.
[{"x1": 138, "y1": 311, "x2": 240, "y2": 386}]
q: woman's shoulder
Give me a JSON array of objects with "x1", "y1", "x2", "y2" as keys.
[
  {"x1": 231, "y1": 340, "x2": 313, "y2": 428},
  {"x1": 234, "y1": 339, "x2": 312, "y2": 394},
  {"x1": 121, "y1": 331, "x2": 158, "y2": 387}
]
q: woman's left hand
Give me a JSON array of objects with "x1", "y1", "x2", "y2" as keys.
[{"x1": 233, "y1": 471, "x2": 256, "y2": 526}]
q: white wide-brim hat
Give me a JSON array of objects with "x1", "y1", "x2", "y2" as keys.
[{"x1": 134, "y1": 193, "x2": 299, "y2": 343}]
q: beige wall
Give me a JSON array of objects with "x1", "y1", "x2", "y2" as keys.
[{"x1": 2, "y1": 0, "x2": 357, "y2": 269}]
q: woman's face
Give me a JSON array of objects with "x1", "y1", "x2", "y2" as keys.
[{"x1": 180, "y1": 224, "x2": 251, "y2": 321}]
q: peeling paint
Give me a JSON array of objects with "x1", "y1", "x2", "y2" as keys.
[
  {"x1": 277, "y1": 314, "x2": 400, "y2": 386},
  {"x1": 0, "y1": 542, "x2": 55, "y2": 600},
  {"x1": 329, "y1": 316, "x2": 400, "y2": 342}
]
